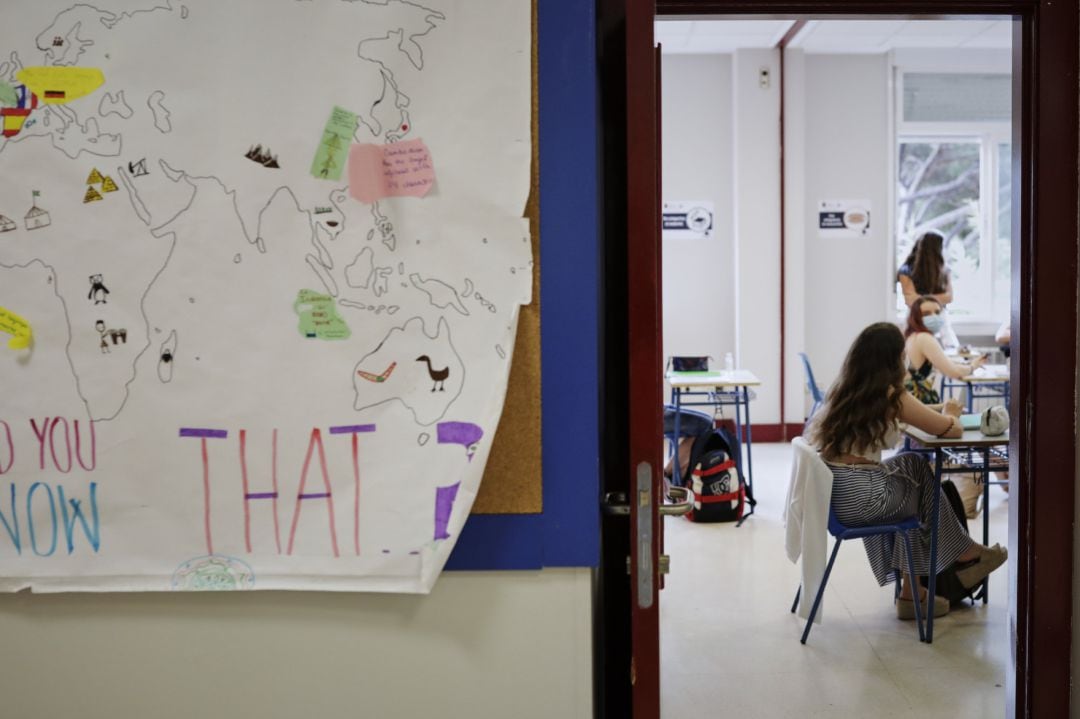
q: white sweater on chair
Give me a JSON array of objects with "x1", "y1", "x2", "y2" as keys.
[{"x1": 783, "y1": 437, "x2": 834, "y2": 623}]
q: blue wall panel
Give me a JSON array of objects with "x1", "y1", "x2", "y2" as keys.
[{"x1": 446, "y1": 0, "x2": 599, "y2": 570}]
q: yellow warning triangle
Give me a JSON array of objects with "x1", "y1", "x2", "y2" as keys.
[
  {"x1": 86, "y1": 168, "x2": 104, "y2": 185},
  {"x1": 83, "y1": 186, "x2": 103, "y2": 203},
  {"x1": 101, "y1": 176, "x2": 118, "y2": 193}
]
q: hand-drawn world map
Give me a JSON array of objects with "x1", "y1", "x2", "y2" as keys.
[{"x1": 0, "y1": 0, "x2": 531, "y2": 592}]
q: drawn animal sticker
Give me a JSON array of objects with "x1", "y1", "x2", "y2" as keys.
[
  {"x1": 88, "y1": 274, "x2": 110, "y2": 304},
  {"x1": 415, "y1": 354, "x2": 449, "y2": 391}
]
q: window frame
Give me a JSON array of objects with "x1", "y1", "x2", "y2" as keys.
[{"x1": 891, "y1": 62, "x2": 1013, "y2": 326}]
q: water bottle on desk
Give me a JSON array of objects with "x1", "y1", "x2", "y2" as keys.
[{"x1": 724, "y1": 352, "x2": 734, "y2": 376}]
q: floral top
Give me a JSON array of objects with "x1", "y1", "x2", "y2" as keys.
[{"x1": 905, "y1": 358, "x2": 940, "y2": 404}]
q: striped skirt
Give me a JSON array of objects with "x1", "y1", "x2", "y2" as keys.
[{"x1": 828, "y1": 452, "x2": 974, "y2": 586}]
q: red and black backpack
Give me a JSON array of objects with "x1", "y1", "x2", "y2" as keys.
[{"x1": 682, "y1": 425, "x2": 751, "y2": 523}]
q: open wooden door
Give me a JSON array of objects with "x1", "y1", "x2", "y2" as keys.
[
  {"x1": 595, "y1": 0, "x2": 665, "y2": 715},
  {"x1": 625, "y1": 1, "x2": 663, "y2": 715}
]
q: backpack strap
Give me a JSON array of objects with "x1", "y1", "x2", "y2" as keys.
[
  {"x1": 691, "y1": 459, "x2": 737, "y2": 478},
  {"x1": 695, "y1": 490, "x2": 741, "y2": 504},
  {"x1": 684, "y1": 427, "x2": 714, "y2": 484}
]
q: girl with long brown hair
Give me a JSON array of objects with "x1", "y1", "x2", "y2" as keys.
[
  {"x1": 808, "y1": 322, "x2": 1006, "y2": 619},
  {"x1": 898, "y1": 231, "x2": 953, "y2": 308}
]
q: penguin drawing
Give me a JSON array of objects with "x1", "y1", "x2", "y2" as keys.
[
  {"x1": 88, "y1": 274, "x2": 110, "y2": 305},
  {"x1": 415, "y1": 355, "x2": 449, "y2": 392}
]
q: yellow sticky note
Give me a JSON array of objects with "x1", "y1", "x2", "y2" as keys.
[
  {"x1": 0, "y1": 306, "x2": 32, "y2": 350},
  {"x1": 16, "y1": 67, "x2": 105, "y2": 105}
]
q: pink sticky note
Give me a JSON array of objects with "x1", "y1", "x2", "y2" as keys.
[{"x1": 348, "y1": 138, "x2": 436, "y2": 204}]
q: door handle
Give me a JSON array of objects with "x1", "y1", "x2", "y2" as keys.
[
  {"x1": 659, "y1": 485, "x2": 693, "y2": 516},
  {"x1": 601, "y1": 486, "x2": 692, "y2": 516}
]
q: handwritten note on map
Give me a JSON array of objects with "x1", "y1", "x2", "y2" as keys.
[
  {"x1": 310, "y1": 105, "x2": 357, "y2": 181},
  {"x1": 348, "y1": 138, "x2": 436, "y2": 204},
  {"x1": 0, "y1": 306, "x2": 32, "y2": 349}
]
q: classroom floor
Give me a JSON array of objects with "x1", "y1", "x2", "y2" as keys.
[{"x1": 660, "y1": 441, "x2": 1009, "y2": 719}]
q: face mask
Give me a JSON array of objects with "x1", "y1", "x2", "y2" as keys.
[{"x1": 922, "y1": 314, "x2": 944, "y2": 334}]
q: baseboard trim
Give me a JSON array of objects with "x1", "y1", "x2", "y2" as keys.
[{"x1": 738, "y1": 423, "x2": 805, "y2": 442}]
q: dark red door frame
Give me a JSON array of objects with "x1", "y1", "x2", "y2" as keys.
[{"x1": 642, "y1": 3, "x2": 1076, "y2": 719}]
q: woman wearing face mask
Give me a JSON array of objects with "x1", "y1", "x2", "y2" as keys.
[
  {"x1": 903, "y1": 296, "x2": 986, "y2": 404},
  {"x1": 905, "y1": 296, "x2": 988, "y2": 517}
]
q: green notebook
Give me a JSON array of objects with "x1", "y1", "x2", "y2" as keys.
[{"x1": 960, "y1": 413, "x2": 981, "y2": 430}]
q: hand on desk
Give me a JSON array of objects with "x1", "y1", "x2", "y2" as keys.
[
  {"x1": 968, "y1": 355, "x2": 987, "y2": 371},
  {"x1": 942, "y1": 397, "x2": 964, "y2": 418}
]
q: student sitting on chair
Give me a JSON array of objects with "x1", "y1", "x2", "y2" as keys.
[
  {"x1": 903, "y1": 295, "x2": 986, "y2": 404},
  {"x1": 905, "y1": 295, "x2": 988, "y2": 516},
  {"x1": 807, "y1": 322, "x2": 1007, "y2": 620}
]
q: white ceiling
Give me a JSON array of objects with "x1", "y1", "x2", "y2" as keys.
[{"x1": 655, "y1": 19, "x2": 1013, "y2": 54}]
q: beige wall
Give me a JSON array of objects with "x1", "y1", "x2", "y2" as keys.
[{"x1": 0, "y1": 568, "x2": 593, "y2": 719}]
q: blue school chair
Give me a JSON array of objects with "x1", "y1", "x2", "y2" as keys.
[
  {"x1": 791, "y1": 508, "x2": 925, "y2": 644},
  {"x1": 798, "y1": 352, "x2": 824, "y2": 422}
]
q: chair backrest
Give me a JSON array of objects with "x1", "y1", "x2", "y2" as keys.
[
  {"x1": 798, "y1": 352, "x2": 824, "y2": 403},
  {"x1": 827, "y1": 502, "x2": 921, "y2": 539}
]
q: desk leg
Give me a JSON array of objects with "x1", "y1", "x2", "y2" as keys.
[
  {"x1": 966, "y1": 382, "x2": 974, "y2": 413},
  {"x1": 736, "y1": 385, "x2": 754, "y2": 526},
  {"x1": 742, "y1": 386, "x2": 754, "y2": 496},
  {"x1": 981, "y1": 446, "x2": 991, "y2": 605},
  {"x1": 672, "y1": 389, "x2": 683, "y2": 487},
  {"x1": 926, "y1": 449, "x2": 943, "y2": 643}
]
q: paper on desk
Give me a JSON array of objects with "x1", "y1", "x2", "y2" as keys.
[{"x1": 973, "y1": 364, "x2": 1008, "y2": 378}]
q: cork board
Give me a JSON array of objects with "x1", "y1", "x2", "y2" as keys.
[{"x1": 472, "y1": 0, "x2": 541, "y2": 514}]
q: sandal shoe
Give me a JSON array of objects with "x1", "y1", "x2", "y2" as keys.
[
  {"x1": 956, "y1": 544, "x2": 1008, "y2": 589},
  {"x1": 896, "y1": 593, "x2": 950, "y2": 619}
]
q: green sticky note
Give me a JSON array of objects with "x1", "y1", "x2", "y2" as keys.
[
  {"x1": 0, "y1": 81, "x2": 17, "y2": 108},
  {"x1": 310, "y1": 106, "x2": 357, "y2": 181},
  {"x1": 294, "y1": 289, "x2": 351, "y2": 340}
]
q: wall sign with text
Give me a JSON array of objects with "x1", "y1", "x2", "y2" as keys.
[
  {"x1": 662, "y1": 201, "x2": 714, "y2": 240},
  {"x1": 818, "y1": 199, "x2": 871, "y2": 239}
]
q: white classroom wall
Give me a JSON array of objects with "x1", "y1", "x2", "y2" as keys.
[
  {"x1": 732, "y1": 48, "x2": 783, "y2": 427},
  {"x1": 660, "y1": 53, "x2": 737, "y2": 392},
  {"x1": 797, "y1": 52, "x2": 892, "y2": 397},
  {"x1": 662, "y1": 48, "x2": 883, "y2": 426},
  {"x1": 0, "y1": 568, "x2": 593, "y2": 719}
]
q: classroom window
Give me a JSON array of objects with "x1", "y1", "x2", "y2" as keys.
[{"x1": 895, "y1": 71, "x2": 1012, "y2": 323}]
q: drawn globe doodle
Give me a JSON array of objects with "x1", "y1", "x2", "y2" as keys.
[{"x1": 171, "y1": 555, "x2": 255, "y2": 591}]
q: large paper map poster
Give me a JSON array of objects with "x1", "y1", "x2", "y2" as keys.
[{"x1": 0, "y1": 0, "x2": 531, "y2": 592}]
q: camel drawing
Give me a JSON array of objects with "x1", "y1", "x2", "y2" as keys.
[{"x1": 416, "y1": 354, "x2": 449, "y2": 392}]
